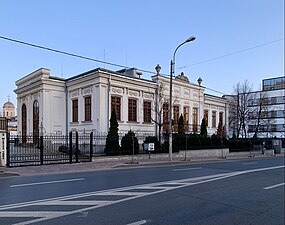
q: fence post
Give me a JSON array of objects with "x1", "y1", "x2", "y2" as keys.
[
  {"x1": 40, "y1": 135, "x2": 44, "y2": 165},
  {"x1": 90, "y1": 132, "x2": 93, "y2": 162},
  {"x1": 69, "y1": 131, "x2": 73, "y2": 163},
  {"x1": 75, "y1": 132, "x2": 79, "y2": 163},
  {"x1": 6, "y1": 132, "x2": 10, "y2": 167}
]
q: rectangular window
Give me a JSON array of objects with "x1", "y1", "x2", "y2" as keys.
[
  {"x1": 204, "y1": 110, "x2": 208, "y2": 126},
  {"x1": 84, "y1": 96, "x2": 92, "y2": 121},
  {"x1": 173, "y1": 105, "x2": 179, "y2": 132},
  {"x1": 212, "y1": 111, "x2": 216, "y2": 128},
  {"x1": 270, "y1": 110, "x2": 277, "y2": 118},
  {"x1": 193, "y1": 108, "x2": 198, "y2": 132},
  {"x1": 219, "y1": 112, "x2": 223, "y2": 126},
  {"x1": 271, "y1": 97, "x2": 277, "y2": 104},
  {"x1": 143, "y1": 101, "x2": 151, "y2": 123},
  {"x1": 72, "y1": 99, "x2": 78, "y2": 122},
  {"x1": 183, "y1": 106, "x2": 189, "y2": 132},
  {"x1": 163, "y1": 103, "x2": 169, "y2": 133},
  {"x1": 128, "y1": 99, "x2": 137, "y2": 122},
  {"x1": 111, "y1": 96, "x2": 121, "y2": 121},
  {"x1": 248, "y1": 112, "x2": 254, "y2": 119}
]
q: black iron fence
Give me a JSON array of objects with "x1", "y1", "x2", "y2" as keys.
[
  {"x1": 7, "y1": 132, "x2": 93, "y2": 167},
  {"x1": 6, "y1": 130, "x2": 284, "y2": 167},
  {"x1": 6, "y1": 131, "x2": 156, "y2": 167}
]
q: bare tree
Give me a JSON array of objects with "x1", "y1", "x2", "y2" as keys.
[
  {"x1": 151, "y1": 82, "x2": 179, "y2": 145},
  {"x1": 231, "y1": 80, "x2": 254, "y2": 138},
  {"x1": 151, "y1": 82, "x2": 168, "y2": 145},
  {"x1": 229, "y1": 83, "x2": 278, "y2": 139}
]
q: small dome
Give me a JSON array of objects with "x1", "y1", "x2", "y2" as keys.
[
  {"x1": 3, "y1": 101, "x2": 14, "y2": 108},
  {"x1": 175, "y1": 72, "x2": 189, "y2": 83}
]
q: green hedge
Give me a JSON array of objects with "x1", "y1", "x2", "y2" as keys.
[{"x1": 229, "y1": 140, "x2": 251, "y2": 152}]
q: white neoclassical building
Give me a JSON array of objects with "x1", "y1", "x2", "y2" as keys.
[{"x1": 14, "y1": 66, "x2": 228, "y2": 138}]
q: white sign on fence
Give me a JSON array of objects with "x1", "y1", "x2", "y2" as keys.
[{"x1": 148, "y1": 143, "x2": 155, "y2": 151}]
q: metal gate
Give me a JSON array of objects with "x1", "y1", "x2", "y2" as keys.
[{"x1": 6, "y1": 132, "x2": 93, "y2": 167}]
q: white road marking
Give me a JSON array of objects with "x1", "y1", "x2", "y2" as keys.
[
  {"x1": 0, "y1": 211, "x2": 66, "y2": 218},
  {"x1": 0, "y1": 165, "x2": 283, "y2": 225},
  {"x1": 264, "y1": 182, "x2": 285, "y2": 190},
  {"x1": 39, "y1": 200, "x2": 112, "y2": 206},
  {"x1": 172, "y1": 167, "x2": 202, "y2": 172},
  {"x1": 10, "y1": 178, "x2": 85, "y2": 188},
  {"x1": 242, "y1": 162, "x2": 258, "y2": 165},
  {"x1": 97, "y1": 191, "x2": 150, "y2": 196},
  {"x1": 126, "y1": 219, "x2": 147, "y2": 225}
]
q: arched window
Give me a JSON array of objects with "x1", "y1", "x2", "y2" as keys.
[
  {"x1": 33, "y1": 100, "x2": 39, "y2": 145},
  {"x1": 22, "y1": 104, "x2": 27, "y2": 143}
]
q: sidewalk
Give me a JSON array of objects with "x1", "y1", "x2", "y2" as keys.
[{"x1": 0, "y1": 151, "x2": 282, "y2": 177}]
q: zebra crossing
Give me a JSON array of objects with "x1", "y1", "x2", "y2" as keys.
[
  {"x1": 3, "y1": 165, "x2": 283, "y2": 225},
  {"x1": 0, "y1": 172, "x2": 232, "y2": 225}
]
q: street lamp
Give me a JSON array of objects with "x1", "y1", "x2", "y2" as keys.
[{"x1": 169, "y1": 36, "x2": 196, "y2": 161}]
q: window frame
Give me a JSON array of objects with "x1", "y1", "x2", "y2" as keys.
[
  {"x1": 84, "y1": 96, "x2": 92, "y2": 122},
  {"x1": 212, "y1": 111, "x2": 216, "y2": 128},
  {"x1": 183, "y1": 106, "x2": 189, "y2": 132},
  {"x1": 143, "y1": 101, "x2": 152, "y2": 123},
  {"x1": 72, "y1": 99, "x2": 78, "y2": 122},
  {"x1": 204, "y1": 110, "x2": 209, "y2": 126},
  {"x1": 193, "y1": 107, "x2": 198, "y2": 132},
  {"x1": 128, "y1": 98, "x2": 137, "y2": 122},
  {"x1": 111, "y1": 96, "x2": 121, "y2": 121}
]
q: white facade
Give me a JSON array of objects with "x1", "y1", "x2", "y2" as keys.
[
  {"x1": 247, "y1": 83, "x2": 285, "y2": 138},
  {"x1": 14, "y1": 67, "x2": 227, "y2": 137},
  {"x1": 225, "y1": 76, "x2": 285, "y2": 139},
  {"x1": 15, "y1": 68, "x2": 66, "y2": 135}
]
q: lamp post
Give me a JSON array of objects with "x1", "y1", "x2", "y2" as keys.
[
  {"x1": 169, "y1": 36, "x2": 196, "y2": 161},
  {"x1": 197, "y1": 77, "x2": 202, "y2": 133}
]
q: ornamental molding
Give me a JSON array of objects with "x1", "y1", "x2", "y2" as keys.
[
  {"x1": 174, "y1": 87, "x2": 181, "y2": 95},
  {"x1": 69, "y1": 89, "x2": 79, "y2": 98},
  {"x1": 81, "y1": 86, "x2": 93, "y2": 95},
  {"x1": 211, "y1": 105, "x2": 218, "y2": 110},
  {"x1": 111, "y1": 87, "x2": 123, "y2": 94},
  {"x1": 192, "y1": 91, "x2": 198, "y2": 98},
  {"x1": 184, "y1": 89, "x2": 190, "y2": 96},
  {"x1": 143, "y1": 93, "x2": 153, "y2": 99},
  {"x1": 128, "y1": 90, "x2": 139, "y2": 97},
  {"x1": 184, "y1": 101, "x2": 190, "y2": 105},
  {"x1": 32, "y1": 92, "x2": 40, "y2": 100},
  {"x1": 193, "y1": 103, "x2": 199, "y2": 107}
]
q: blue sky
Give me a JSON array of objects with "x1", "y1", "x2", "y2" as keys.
[{"x1": 0, "y1": 0, "x2": 284, "y2": 109}]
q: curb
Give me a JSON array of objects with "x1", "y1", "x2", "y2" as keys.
[{"x1": 0, "y1": 154, "x2": 283, "y2": 177}]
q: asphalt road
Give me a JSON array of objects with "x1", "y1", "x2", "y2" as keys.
[{"x1": 0, "y1": 157, "x2": 284, "y2": 225}]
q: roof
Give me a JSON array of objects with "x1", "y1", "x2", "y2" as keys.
[
  {"x1": 66, "y1": 67, "x2": 156, "y2": 84},
  {"x1": 3, "y1": 101, "x2": 15, "y2": 108}
]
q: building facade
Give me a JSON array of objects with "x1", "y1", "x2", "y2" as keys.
[
  {"x1": 14, "y1": 66, "x2": 227, "y2": 140},
  {"x1": 247, "y1": 76, "x2": 285, "y2": 138},
  {"x1": 225, "y1": 76, "x2": 285, "y2": 139},
  {"x1": 2, "y1": 99, "x2": 17, "y2": 135}
]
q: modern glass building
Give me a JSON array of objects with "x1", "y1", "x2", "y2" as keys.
[{"x1": 247, "y1": 76, "x2": 285, "y2": 138}]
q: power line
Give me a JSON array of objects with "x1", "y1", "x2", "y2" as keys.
[
  {"x1": 204, "y1": 86, "x2": 227, "y2": 95},
  {"x1": 0, "y1": 35, "x2": 157, "y2": 75},
  {"x1": 179, "y1": 38, "x2": 284, "y2": 69},
  {"x1": 2, "y1": 35, "x2": 281, "y2": 96}
]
